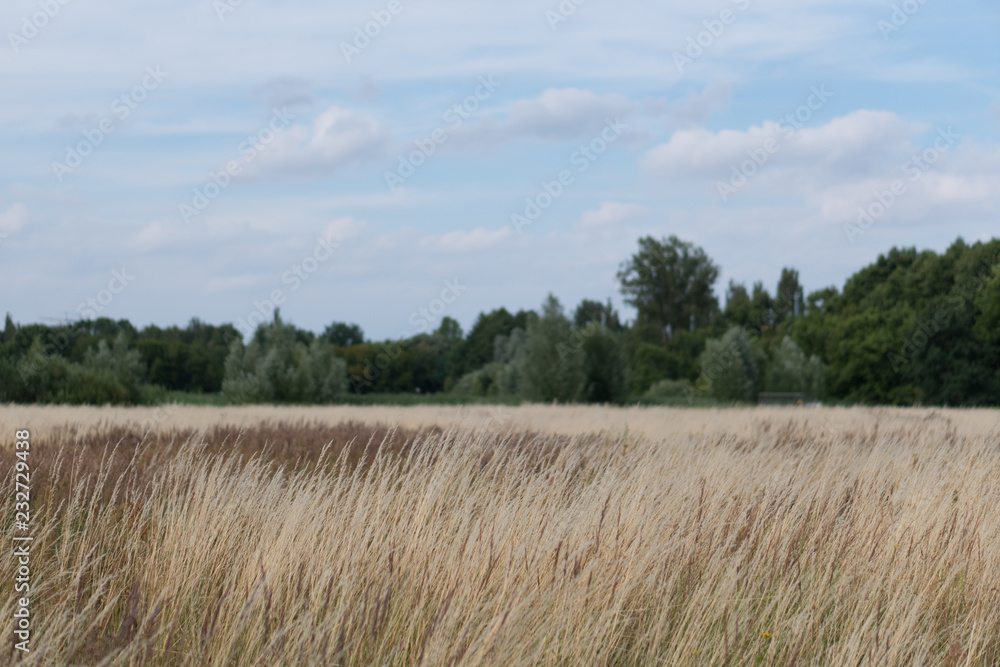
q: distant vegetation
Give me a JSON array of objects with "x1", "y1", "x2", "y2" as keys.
[{"x1": 1, "y1": 235, "x2": 997, "y2": 406}]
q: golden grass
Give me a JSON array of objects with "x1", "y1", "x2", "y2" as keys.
[
  {"x1": 1, "y1": 406, "x2": 999, "y2": 664},
  {"x1": 3, "y1": 402, "x2": 998, "y2": 442}
]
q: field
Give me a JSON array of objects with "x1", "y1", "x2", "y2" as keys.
[{"x1": 2, "y1": 405, "x2": 999, "y2": 665}]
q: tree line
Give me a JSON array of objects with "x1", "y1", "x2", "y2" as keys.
[{"x1": 1, "y1": 234, "x2": 997, "y2": 406}]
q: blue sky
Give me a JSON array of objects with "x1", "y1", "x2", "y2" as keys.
[{"x1": 1, "y1": 0, "x2": 998, "y2": 340}]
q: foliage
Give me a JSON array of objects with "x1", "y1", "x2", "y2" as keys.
[
  {"x1": 516, "y1": 295, "x2": 586, "y2": 403},
  {"x1": 617, "y1": 235, "x2": 719, "y2": 341},
  {"x1": 3, "y1": 335, "x2": 142, "y2": 405},
  {"x1": 644, "y1": 378, "x2": 693, "y2": 399},
  {"x1": 699, "y1": 326, "x2": 762, "y2": 402},
  {"x1": 2, "y1": 235, "x2": 1000, "y2": 407},
  {"x1": 579, "y1": 323, "x2": 628, "y2": 404},
  {"x1": 573, "y1": 299, "x2": 623, "y2": 332},
  {"x1": 321, "y1": 322, "x2": 365, "y2": 347},
  {"x1": 764, "y1": 336, "x2": 825, "y2": 396},
  {"x1": 222, "y1": 313, "x2": 347, "y2": 403}
]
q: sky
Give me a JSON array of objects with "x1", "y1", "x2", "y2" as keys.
[{"x1": 0, "y1": 0, "x2": 998, "y2": 341}]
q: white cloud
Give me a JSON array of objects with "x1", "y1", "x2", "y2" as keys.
[
  {"x1": 246, "y1": 106, "x2": 389, "y2": 178},
  {"x1": 0, "y1": 203, "x2": 26, "y2": 235},
  {"x1": 641, "y1": 110, "x2": 920, "y2": 179},
  {"x1": 653, "y1": 82, "x2": 732, "y2": 127},
  {"x1": 322, "y1": 216, "x2": 367, "y2": 244},
  {"x1": 417, "y1": 227, "x2": 512, "y2": 252},
  {"x1": 127, "y1": 220, "x2": 187, "y2": 253},
  {"x1": 503, "y1": 89, "x2": 634, "y2": 140},
  {"x1": 449, "y1": 89, "x2": 638, "y2": 150},
  {"x1": 641, "y1": 124, "x2": 780, "y2": 178},
  {"x1": 576, "y1": 202, "x2": 649, "y2": 230},
  {"x1": 810, "y1": 146, "x2": 1000, "y2": 226}
]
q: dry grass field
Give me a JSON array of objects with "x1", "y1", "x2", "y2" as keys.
[{"x1": 2, "y1": 405, "x2": 999, "y2": 665}]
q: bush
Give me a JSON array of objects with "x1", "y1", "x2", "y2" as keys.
[
  {"x1": 580, "y1": 324, "x2": 628, "y2": 404},
  {"x1": 223, "y1": 314, "x2": 347, "y2": 403},
  {"x1": 645, "y1": 378, "x2": 693, "y2": 399},
  {"x1": 699, "y1": 327, "x2": 762, "y2": 402},
  {"x1": 516, "y1": 296, "x2": 586, "y2": 403},
  {"x1": 450, "y1": 363, "x2": 506, "y2": 397},
  {"x1": 765, "y1": 336, "x2": 825, "y2": 397},
  {"x1": 83, "y1": 334, "x2": 146, "y2": 403},
  {"x1": 7, "y1": 336, "x2": 143, "y2": 405}
]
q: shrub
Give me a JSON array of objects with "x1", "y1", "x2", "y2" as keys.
[
  {"x1": 699, "y1": 326, "x2": 762, "y2": 402},
  {"x1": 516, "y1": 296, "x2": 585, "y2": 403},
  {"x1": 765, "y1": 335, "x2": 825, "y2": 397},
  {"x1": 645, "y1": 378, "x2": 693, "y2": 399},
  {"x1": 223, "y1": 314, "x2": 347, "y2": 403},
  {"x1": 580, "y1": 325, "x2": 628, "y2": 404}
]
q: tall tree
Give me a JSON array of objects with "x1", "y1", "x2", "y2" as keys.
[
  {"x1": 321, "y1": 322, "x2": 365, "y2": 347},
  {"x1": 723, "y1": 281, "x2": 751, "y2": 325},
  {"x1": 455, "y1": 308, "x2": 529, "y2": 376},
  {"x1": 517, "y1": 295, "x2": 585, "y2": 402},
  {"x1": 617, "y1": 236, "x2": 719, "y2": 342},
  {"x1": 573, "y1": 299, "x2": 623, "y2": 332},
  {"x1": 749, "y1": 282, "x2": 773, "y2": 329},
  {"x1": 775, "y1": 267, "x2": 803, "y2": 322}
]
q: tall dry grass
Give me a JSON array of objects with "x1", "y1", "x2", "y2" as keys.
[{"x1": 2, "y1": 410, "x2": 999, "y2": 664}]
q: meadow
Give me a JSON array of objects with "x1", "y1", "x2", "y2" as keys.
[{"x1": 1, "y1": 405, "x2": 999, "y2": 665}]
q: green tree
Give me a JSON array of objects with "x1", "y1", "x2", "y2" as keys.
[
  {"x1": 83, "y1": 333, "x2": 146, "y2": 403},
  {"x1": 573, "y1": 299, "x2": 623, "y2": 332},
  {"x1": 903, "y1": 296, "x2": 998, "y2": 406},
  {"x1": 579, "y1": 324, "x2": 628, "y2": 404},
  {"x1": 750, "y1": 281, "x2": 773, "y2": 328},
  {"x1": 775, "y1": 267, "x2": 803, "y2": 323},
  {"x1": 723, "y1": 281, "x2": 751, "y2": 325},
  {"x1": 223, "y1": 312, "x2": 347, "y2": 403},
  {"x1": 974, "y1": 260, "x2": 1000, "y2": 347},
  {"x1": 764, "y1": 336, "x2": 824, "y2": 397},
  {"x1": 617, "y1": 235, "x2": 719, "y2": 342},
  {"x1": 699, "y1": 326, "x2": 761, "y2": 402},
  {"x1": 435, "y1": 317, "x2": 463, "y2": 343},
  {"x1": 321, "y1": 322, "x2": 365, "y2": 347},
  {"x1": 824, "y1": 304, "x2": 917, "y2": 404},
  {"x1": 453, "y1": 308, "x2": 529, "y2": 377},
  {"x1": 517, "y1": 295, "x2": 585, "y2": 402}
]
